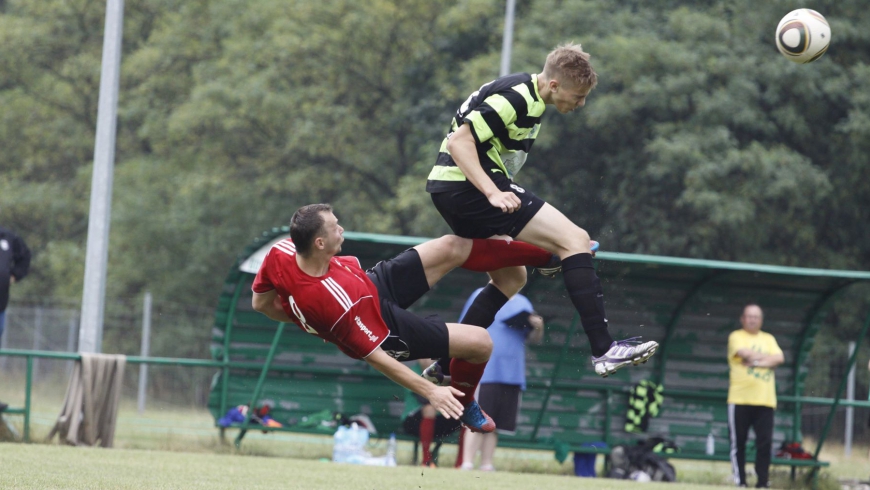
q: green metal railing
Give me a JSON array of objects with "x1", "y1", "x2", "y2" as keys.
[
  {"x1": 4, "y1": 347, "x2": 870, "y2": 447},
  {"x1": 0, "y1": 347, "x2": 387, "y2": 442}
]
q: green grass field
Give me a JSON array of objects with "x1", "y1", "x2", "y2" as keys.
[
  {"x1": 0, "y1": 373, "x2": 865, "y2": 489},
  {"x1": 0, "y1": 443, "x2": 732, "y2": 490}
]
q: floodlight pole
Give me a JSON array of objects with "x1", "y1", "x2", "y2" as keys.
[
  {"x1": 499, "y1": 0, "x2": 516, "y2": 77},
  {"x1": 79, "y1": 0, "x2": 124, "y2": 354}
]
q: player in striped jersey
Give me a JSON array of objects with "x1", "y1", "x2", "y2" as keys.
[
  {"x1": 251, "y1": 203, "x2": 557, "y2": 431},
  {"x1": 426, "y1": 43, "x2": 657, "y2": 378}
]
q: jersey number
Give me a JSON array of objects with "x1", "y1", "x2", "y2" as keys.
[{"x1": 288, "y1": 295, "x2": 318, "y2": 335}]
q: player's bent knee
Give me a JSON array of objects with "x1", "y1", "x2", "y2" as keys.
[
  {"x1": 436, "y1": 235, "x2": 471, "y2": 265},
  {"x1": 553, "y1": 227, "x2": 591, "y2": 255},
  {"x1": 489, "y1": 266, "x2": 527, "y2": 296},
  {"x1": 469, "y1": 329, "x2": 493, "y2": 362},
  {"x1": 447, "y1": 323, "x2": 492, "y2": 363}
]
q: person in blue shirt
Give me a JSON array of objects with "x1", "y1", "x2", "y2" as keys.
[{"x1": 458, "y1": 288, "x2": 543, "y2": 471}]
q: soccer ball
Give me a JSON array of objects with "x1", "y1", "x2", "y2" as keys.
[{"x1": 775, "y1": 9, "x2": 831, "y2": 64}]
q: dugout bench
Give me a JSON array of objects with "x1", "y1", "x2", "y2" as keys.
[{"x1": 207, "y1": 228, "x2": 870, "y2": 485}]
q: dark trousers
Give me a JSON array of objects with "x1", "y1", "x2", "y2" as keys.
[{"x1": 729, "y1": 404, "x2": 774, "y2": 487}]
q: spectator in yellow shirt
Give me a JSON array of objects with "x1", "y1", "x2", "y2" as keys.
[{"x1": 727, "y1": 304, "x2": 784, "y2": 489}]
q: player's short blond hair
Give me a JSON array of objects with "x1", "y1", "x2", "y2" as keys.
[{"x1": 543, "y1": 43, "x2": 598, "y2": 89}]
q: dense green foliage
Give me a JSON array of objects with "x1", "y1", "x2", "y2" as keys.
[{"x1": 1, "y1": 0, "x2": 868, "y2": 344}]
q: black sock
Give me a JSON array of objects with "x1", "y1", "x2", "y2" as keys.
[
  {"x1": 458, "y1": 283, "x2": 509, "y2": 329},
  {"x1": 562, "y1": 253, "x2": 614, "y2": 357},
  {"x1": 436, "y1": 284, "x2": 509, "y2": 376}
]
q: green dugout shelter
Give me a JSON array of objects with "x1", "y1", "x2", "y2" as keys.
[{"x1": 208, "y1": 228, "x2": 870, "y2": 458}]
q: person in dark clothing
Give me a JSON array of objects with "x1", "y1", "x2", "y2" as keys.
[
  {"x1": 0, "y1": 225, "x2": 31, "y2": 412},
  {"x1": 0, "y1": 226, "x2": 30, "y2": 341}
]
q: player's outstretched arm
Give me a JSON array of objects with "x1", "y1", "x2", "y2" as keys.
[
  {"x1": 365, "y1": 348, "x2": 465, "y2": 420},
  {"x1": 252, "y1": 289, "x2": 293, "y2": 323},
  {"x1": 447, "y1": 124, "x2": 520, "y2": 213}
]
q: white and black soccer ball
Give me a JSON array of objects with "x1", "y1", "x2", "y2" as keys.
[{"x1": 775, "y1": 9, "x2": 831, "y2": 64}]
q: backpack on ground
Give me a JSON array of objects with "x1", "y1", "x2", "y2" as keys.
[{"x1": 607, "y1": 438, "x2": 677, "y2": 482}]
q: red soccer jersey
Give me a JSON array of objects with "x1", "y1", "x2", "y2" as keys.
[{"x1": 251, "y1": 239, "x2": 389, "y2": 359}]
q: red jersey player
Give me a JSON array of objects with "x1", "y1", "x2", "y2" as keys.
[{"x1": 251, "y1": 203, "x2": 557, "y2": 432}]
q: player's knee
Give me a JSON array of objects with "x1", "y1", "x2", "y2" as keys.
[
  {"x1": 436, "y1": 235, "x2": 471, "y2": 265},
  {"x1": 555, "y1": 227, "x2": 591, "y2": 256},
  {"x1": 421, "y1": 404, "x2": 437, "y2": 419},
  {"x1": 467, "y1": 329, "x2": 492, "y2": 363},
  {"x1": 490, "y1": 266, "x2": 527, "y2": 297}
]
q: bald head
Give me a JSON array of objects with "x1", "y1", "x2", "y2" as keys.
[{"x1": 740, "y1": 304, "x2": 764, "y2": 334}]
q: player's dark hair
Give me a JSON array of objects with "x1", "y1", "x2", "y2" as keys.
[{"x1": 290, "y1": 203, "x2": 333, "y2": 256}]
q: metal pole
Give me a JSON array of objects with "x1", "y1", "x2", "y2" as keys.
[
  {"x1": 79, "y1": 0, "x2": 125, "y2": 354},
  {"x1": 32, "y1": 307, "x2": 42, "y2": 380},
  {"x1": 499, "y1": 0, "x2": 516, "y2": 77},
  {"x1": 24, "y1": 355, "x2": 32, "y2": 442},
  {"x1": 66, "y1": 312, "x2": 78, "y2": 374},
  {"x1": 235, "y1": 322, "x2": 286, "y2": 448},
  {"x1": 0, "y1": 307, "x2": 8, "y2": 370},
  {"x1": 137, "y1": 291, "x2": 152, "y2": 414},
  {"x1": 845, "y1": 341, "x2": 855, "y2": 457}
]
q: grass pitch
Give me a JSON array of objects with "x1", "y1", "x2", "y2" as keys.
[
  {"x1": 0, "y1": 442, "x2": 725, "y2": 490},
  {"x1": 0, "y1": 373, "x2": 862, "y2": 489}
]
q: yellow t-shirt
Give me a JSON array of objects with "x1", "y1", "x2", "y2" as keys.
[{"x1": 727, "y1": 329, "x2": 783, "y2": 408}]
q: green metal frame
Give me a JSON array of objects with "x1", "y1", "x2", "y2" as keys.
[
  {"x1": 5, "y1": 348, "x2": 870, "y2": 444},
  {"x1": 654, "y1": 271, "x2": 727, "y2": 384},
  {"x1": 788, "y1": 281, "x2": 858, "y2": 441},
  {"x1": 811, "y1": 310, "x2": 870, "y2": 459},
  {"x1": 529, "y1": 313, "x2": 580, "y2": 441},
  {"x1": 219, "y1": 277, "x2": 247, "y2": 424},
  {"x1": 198, "y1": 229, "x2": 870, "y2": 484},
  {"x1": 233, "y1": 322, "x2": 286, "y2": 448}
]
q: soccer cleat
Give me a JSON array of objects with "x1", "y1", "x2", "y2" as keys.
[
  {"x1": 421, "y1": 361, "x2": 451, "y2": 386},
  {"x1": 592, "y1": 337, "x2": 659, "y2": 378},
  {"x1": 535, "y1": 241, "x2": 599, "y2": 278},
  {"x1": 459, "y1": 401, "x2": 496, "y2": 433}
]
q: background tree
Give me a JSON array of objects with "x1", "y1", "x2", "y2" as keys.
[{"x1": 0, "y1": 0, "x2": 867, "y2": 359}]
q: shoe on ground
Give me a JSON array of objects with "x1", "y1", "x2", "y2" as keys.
[
  {"x1": 422, "y1": 461, "x2": 437, "y2": 468},
  {"x1": 535, "y1": 241, "x2": 599, "y2": 278},
  {"x1": 459, "y1": 401, "x2": 496, "y2": 433},
  {"x1": 479, "y1": 464, "x2": 495, "y2": 472},
  {"x1": 421, "y1": 361, "x2": 452, "y2": 386},
  {"x1": 592, "y1": 337, "x2": 658, "y2": 378},
  {"x1": 459, "y1": 461, "x2": 474, "y2": 470}
]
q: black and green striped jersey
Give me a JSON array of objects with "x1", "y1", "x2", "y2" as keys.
[{"x1": 426, "y1": 73, "x2": 546, "y2": 193}]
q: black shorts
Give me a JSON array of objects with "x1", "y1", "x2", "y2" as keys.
[
  {"x1": 477, "y1": 383, "x2": 522, "y2": 434},
  {"x1": 430, "y1": 181, "x2": 545, "y2": 239},
  {"x1": 366, "y1": 249, "x2": 450, "y2": 361}
]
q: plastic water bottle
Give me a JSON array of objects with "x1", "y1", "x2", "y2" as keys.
[
  {"x1": 346, "y1": 422, "x2": 369, "y2": 464},
  {"x1": 333, "y1": 425, "x2": 350, "y2": 463},
  {"x1": 385, "y1": 433, "x2": 397, "y2": 467},
  {"x1": 706, "y1": 432, "x2": 715, "y2": 455}
]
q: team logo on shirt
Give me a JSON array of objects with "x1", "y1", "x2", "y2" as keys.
[{"x1": 354, "y1": 316, "x2": 379, "y2": 343}]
